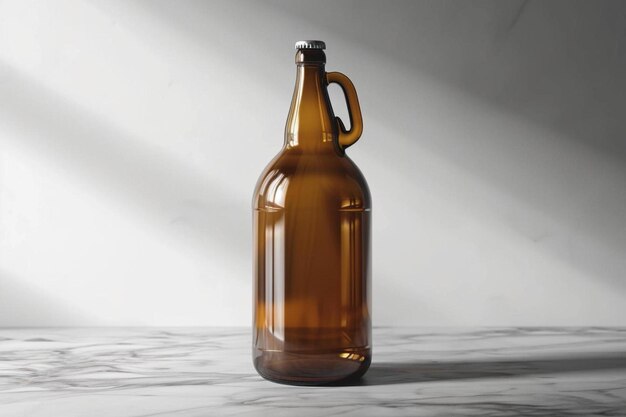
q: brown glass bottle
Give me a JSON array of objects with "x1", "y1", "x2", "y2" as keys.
[{"x1": 252, "y1": 41, "x2": 371, "y2": 385}]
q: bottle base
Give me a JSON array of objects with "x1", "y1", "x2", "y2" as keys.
[{"x1": 253, "y1": 348, "x2": 371, "y2": 386}]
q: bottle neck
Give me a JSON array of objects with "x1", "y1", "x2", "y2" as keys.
[{"x1": 284, "y1": 61, "x2": 337, "y2": 152}]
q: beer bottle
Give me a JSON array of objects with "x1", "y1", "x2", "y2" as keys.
[{"x1": 253, "y1": 40, "x2": 371, "y2": 385}]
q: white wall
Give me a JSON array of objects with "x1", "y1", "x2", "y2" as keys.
[{"x1": 1, "y1": 0, "x2": 625, "y2": 326}]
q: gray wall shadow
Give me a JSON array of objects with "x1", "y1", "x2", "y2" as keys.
[
  {"x1": 136, "y1": 0, "x2": 626, "y2": 291},
  {"x1": 272, "y1": 0, "x2": 626, "y2": 155}
]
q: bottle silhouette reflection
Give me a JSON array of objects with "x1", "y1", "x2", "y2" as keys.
[{"x1": 253, "y1": 41, "x2": 371, "y2": 385}]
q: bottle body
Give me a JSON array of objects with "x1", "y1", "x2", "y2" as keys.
[{"x1": 253, "y1": 150, "x2": 371, "y2": 385}]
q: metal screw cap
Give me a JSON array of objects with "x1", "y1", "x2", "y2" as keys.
[{"x1": 295, "y1": 40, "x2": 326, "y2": 50}]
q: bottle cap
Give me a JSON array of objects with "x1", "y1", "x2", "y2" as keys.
[{"x1": 295, "y1": 40, "x2": 326, "y2": 50}]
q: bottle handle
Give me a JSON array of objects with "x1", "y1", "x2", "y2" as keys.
[{"x1": 326, "y1": 71, "x2": 363, "y2": 150}]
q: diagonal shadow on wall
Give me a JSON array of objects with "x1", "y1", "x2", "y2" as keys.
[
  {"x1": 0, "y1": 269, "x2": 101, "y2": 326},
  {"x1": 0, "y1": 63, "x2": 250, "y2": 268}
]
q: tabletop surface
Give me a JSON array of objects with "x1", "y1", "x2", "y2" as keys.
[{"x1": 0, "y1": 327, "x2": 625, "y2": 416}]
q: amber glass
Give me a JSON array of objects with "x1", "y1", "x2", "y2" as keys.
[{"x1": 252, "y1": 47, "x2": 371, "y2": 385}]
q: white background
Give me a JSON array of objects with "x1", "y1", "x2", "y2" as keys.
[{"x1": 1, "y1": 0, "x2": 625, "y2": 326}]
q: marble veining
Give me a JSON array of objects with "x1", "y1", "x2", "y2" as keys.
[{"x1": 0, "y1": 327, "x2": 625, "y2": 416}]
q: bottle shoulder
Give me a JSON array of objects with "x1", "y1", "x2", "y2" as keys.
[{"x1": 252, "y1": 149, "x2": 371, "y2": 211}]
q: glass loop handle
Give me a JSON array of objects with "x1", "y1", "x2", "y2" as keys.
[{"x1": 327, "y1": 71, "x2": 363, "y2": 149}]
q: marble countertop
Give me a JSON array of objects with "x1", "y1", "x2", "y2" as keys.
[{"x1": 1, "y1": 327, "x2": 625, "y2": 416}]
